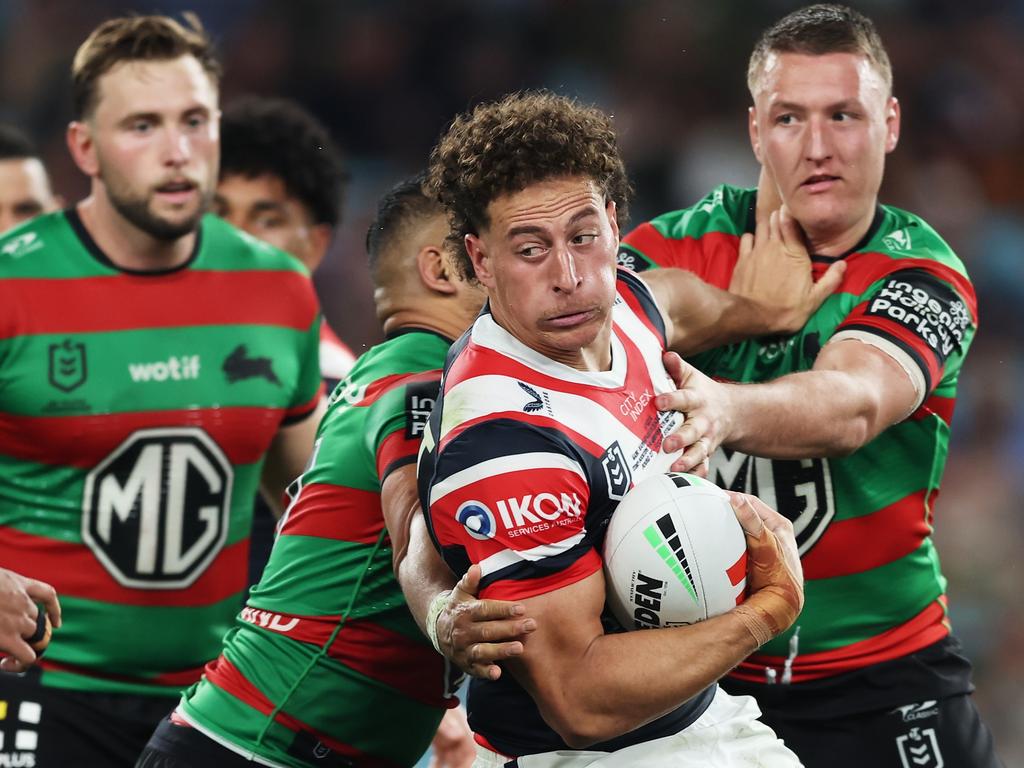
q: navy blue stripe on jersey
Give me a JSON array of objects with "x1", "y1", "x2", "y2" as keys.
[{"x1": 616, "y1": 267, "x2": 667, "y2": 347}]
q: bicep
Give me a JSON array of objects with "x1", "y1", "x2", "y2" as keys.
[
  {"x1": 261, "y1": 398, "x2": 326, "y2": 515},
  {"x1": 814, "y1": 337, "x2": 921, "y2": 425},
  {"x1": 503, "y1": 568, "x2": 607, "y2": 717}
]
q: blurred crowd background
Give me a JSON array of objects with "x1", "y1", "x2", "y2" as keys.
[{"x1": 2, "y1": 0, "x2": 1021, "y2": 761}]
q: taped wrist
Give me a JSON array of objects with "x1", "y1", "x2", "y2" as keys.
[
  {"x1": 426, "y1": 589, "x2": 453, "y2": 655},
  {"x1": 733, "y1": 602, "x2": 777, "y2": 648}
]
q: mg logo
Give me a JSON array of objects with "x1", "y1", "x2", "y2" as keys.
[
  {"x1": 709, "y1": 449, "x2": 834, "y2": 555},
  {"x1": 82, "y1": 427, "x2": 233, "y2": 589}
]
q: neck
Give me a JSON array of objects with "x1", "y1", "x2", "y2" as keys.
[
  {"x1": 378, "y1": 295, "x2": 467, "y2": 344},
  {"x1": 77, "y1": 192, "x2": 196, "y2": 271},
  {"x1": 805, "y1": 203, "x2": 877, "y2": 257}
]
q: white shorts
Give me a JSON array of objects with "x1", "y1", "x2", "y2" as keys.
[{"x1": 472, "y1": 687, "x2": 803, "y2": 768}]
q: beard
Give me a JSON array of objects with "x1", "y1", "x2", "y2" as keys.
[{"x1": 103, "y1": 172, "x2": 210, "y2": 242}]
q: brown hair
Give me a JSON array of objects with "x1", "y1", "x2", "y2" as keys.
[
  {"x1": 72, "y1": 12, "x2": 221, "y2": 119},
  {"x1": 427, "y1": 91, "x2": 631, "y2": 279},
  {"x1": 747, "y1": 4, "x2": 892, "y2": 96}
]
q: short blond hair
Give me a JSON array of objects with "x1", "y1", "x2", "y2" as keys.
[
  {"x1": 72, "y1": 13, "x2": 221, "y2": 119},
  {"x1": 747, "y1": 4, "x2": 892, "y2": 97}
]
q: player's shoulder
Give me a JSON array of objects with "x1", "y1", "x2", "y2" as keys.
[
  {"x1": 646, "y1": 184, "x2": 754, "y2": 239},
  {"x1": 198, "y1": 214, "x2": 310, "y2": 276},
  {"x1": 872, "y1": 204, "x2": 967, "y2": 277},
  {"x1": 0, "y1": 210, "x2": 78, "y2": 276}
]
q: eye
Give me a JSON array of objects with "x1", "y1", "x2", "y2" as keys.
[
  {"x1": 130, "y1": 119, "x2": 155, "y2": 134},
  {"x1": 185, "y1": 113, "x2": 208, "y2": 129},
  {"x1": 517, "y1": 244, "x2": 547, "y2": 259},
  {"x1": 572, "y1": 233, "x2": 598, "y2": 246},
  {"x1": 775, "y1": 113, "x2": 795, "y2": 126},
  {"x1": 255, "y1": 215, "x2": 286, "y2": 230}
]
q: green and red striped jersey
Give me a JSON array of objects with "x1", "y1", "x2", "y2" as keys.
[
  {"x1": 177, "y1": 330, "x2": 459, "y2": 768},
  {"x1": 0, "y1": 209, "x2": 323, "y2": 696},
  {"x1": 620, "y1": 185, "x2": 977, "y2": 683}
]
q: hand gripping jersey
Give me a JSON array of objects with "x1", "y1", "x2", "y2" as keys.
[
  {"x1": 419, "y1": 271, "x2": 715, "y2": 757},
  {"x1": 620, "y1": 184, "x2": 978, "y2": 686},
  {"x1": 178, "y1": 330, "x2": 460, "y2": 768},
  {"x1": 0, "y1": 211, "x2": 323, "y2": 696}
]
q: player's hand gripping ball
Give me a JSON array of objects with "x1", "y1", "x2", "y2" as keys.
[
  {"x1": 26, "y1": 605, "x2": 52, "y2": 656},
  {"x1": 603, "y1": 473, "x2": 747, "y2": 629}
]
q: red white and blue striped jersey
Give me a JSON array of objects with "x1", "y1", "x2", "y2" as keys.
[{"x1": 419, "y1": 269, "x2": 714, "y2": 756}]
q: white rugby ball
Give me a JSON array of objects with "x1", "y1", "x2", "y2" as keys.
[{"x1": 603, "y1": 472, "x2": 747, "y2": 630}]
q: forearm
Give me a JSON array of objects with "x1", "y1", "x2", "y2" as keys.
[
  {"x1": 651, "y1": 270, "x2": 777, "y2": 357},
  {"x1": 722, "y1": 369, "x2": 878, "y2": 458},
  {"x1": 396, "y1": 513, "x2": 456, "y2": 632},
  {"x1": 516, "y1": 610, "x2": 759, "y2": 747}
]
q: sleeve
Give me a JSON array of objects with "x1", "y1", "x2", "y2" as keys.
[
  {"x1": 367, "y1": 374, "x2": 442, "y2": 483},
  {"x1": 282, "y1": 310, "x2": 326, "y2": 425},
  {"x1": 830, "y1": 267, "x2": 976, "y2": 407},
  {"x1": 424, "y1": 419, "x2": 599, "y2": 601}
]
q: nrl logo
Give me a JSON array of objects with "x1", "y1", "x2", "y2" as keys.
[{"x1": 48, "y1": 338, "x2": 87, "y2": 393}]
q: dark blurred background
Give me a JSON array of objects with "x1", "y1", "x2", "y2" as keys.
[{"x1": 2, "y1": 0, "x2": 1021, "y2": 761}]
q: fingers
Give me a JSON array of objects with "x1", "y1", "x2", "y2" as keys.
[
  {"x1": 727, "y1": 492, "x2": 766, "y2": 537},
  {"x1": 453, "y1": 564, "x2": 482, "y2": 600},
  {"x1": 25, "y1": 579, "x2": 60, "y2": 629},
  {"x1": 660, "y1": 351, "x2": 691, "y2": 389},
  {"x1": 0, "y1": 636, "x2": 36, "y2": 670},
  {"x1": 668, "y1": 435, "x2": 713, "y2": 473},
  {"x1": 809, "y1": 260, "x2": 847, "y2": 306}
]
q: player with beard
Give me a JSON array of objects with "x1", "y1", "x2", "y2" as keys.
[{"x1": 0, "y1": 14, "x2": 324, "y2": 767}]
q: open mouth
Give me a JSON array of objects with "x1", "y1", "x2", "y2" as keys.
[
  {"x1": 155, "y1": 179, "x2": 198, "y2": 202},
  {"x1": 801, "y1": 174, "x2": 840, "y2": 191}
]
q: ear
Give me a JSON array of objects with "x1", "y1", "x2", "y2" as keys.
[
  {"x1": 748, "y1": 106, "x2": 763, "y2": 164},
  {"x1": 304, "y1": 223, "x2": 333, "y2": 273},
  {"x1": 606, "y1": 199, "x2": 620, "y2": 244},
  {"x1": 884, "y1": 96, "x2": 901, "y2": 154},
  {"x1": 416, "y1": 245, "x2": 457, "y2": 296},
  {"x1": 465, "y1": 233, "x2": 494, "y2": 288},
  {"x1": 66, "y1": 121, "x2": 99, "y2": 177}
]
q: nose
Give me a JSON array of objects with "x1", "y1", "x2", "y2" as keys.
[
  {"x1": 806, "y1": 116, "x2": 832, "y2": 163},
  {"x1": 551, "y1": 243, "x2": 582, "y2": 294},
  {"x1": 162, "y1": 127, "x2": 191, "y2": 167}
]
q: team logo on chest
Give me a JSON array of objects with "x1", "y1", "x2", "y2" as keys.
[
  {"x1": 82, "y1": 427, "x2": 233, "y2": 589},
  {"x1": 48, "y1": 338, "x2": 87, "y2": 393}
]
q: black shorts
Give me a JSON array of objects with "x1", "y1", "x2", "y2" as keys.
[
  {"x1": 135, "y1": 716, "x2": 251, "y2": 768},
  {"x1": 0, "y1": 667, "x2": 178, "y2": 767},
  {"x1": 758, "y1": 692, "x2": 1002, "y2": 768},
  {"x1": 722, "y1": 637, "x2": 1005, "y2": 767},
  {"x1": 136, "y1": 716, "x2": 359, "y2": 768}
]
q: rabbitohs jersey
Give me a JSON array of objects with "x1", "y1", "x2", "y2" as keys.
[
  {"x1": 0, "y1": 210, "x2": 323, "y2": 696},
  {"x1": 619, "y1": 184, "x2": 977, "y2": 683},
  {"x1": 419, "y1": 270, "x2": 715, "y2": 757},
  {"x1": 177, "y1": 330, "x2": 460, "y2": 768}
]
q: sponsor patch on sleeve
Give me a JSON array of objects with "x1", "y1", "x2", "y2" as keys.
[
  {"x1": 405, "y1": 379, "x2": 440, "y2": 440},
  {"x1": 856, "y1": 268, "x2": 972, "y2": 370}
]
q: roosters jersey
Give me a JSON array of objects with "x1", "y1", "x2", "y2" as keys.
[{"x1": 419, "y1": 270, "x2": 715, "y2": 756}]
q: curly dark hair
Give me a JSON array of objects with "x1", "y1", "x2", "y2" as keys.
[
  {"x1": 748, "y1": 5, "x2": 892, "y2": 96},
  {"x1": 427, "y1": 91, "x2": 631, "y2": 279},
  {"x1": 220, "y1": 96, "x2": 347, "y2": 227}
]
